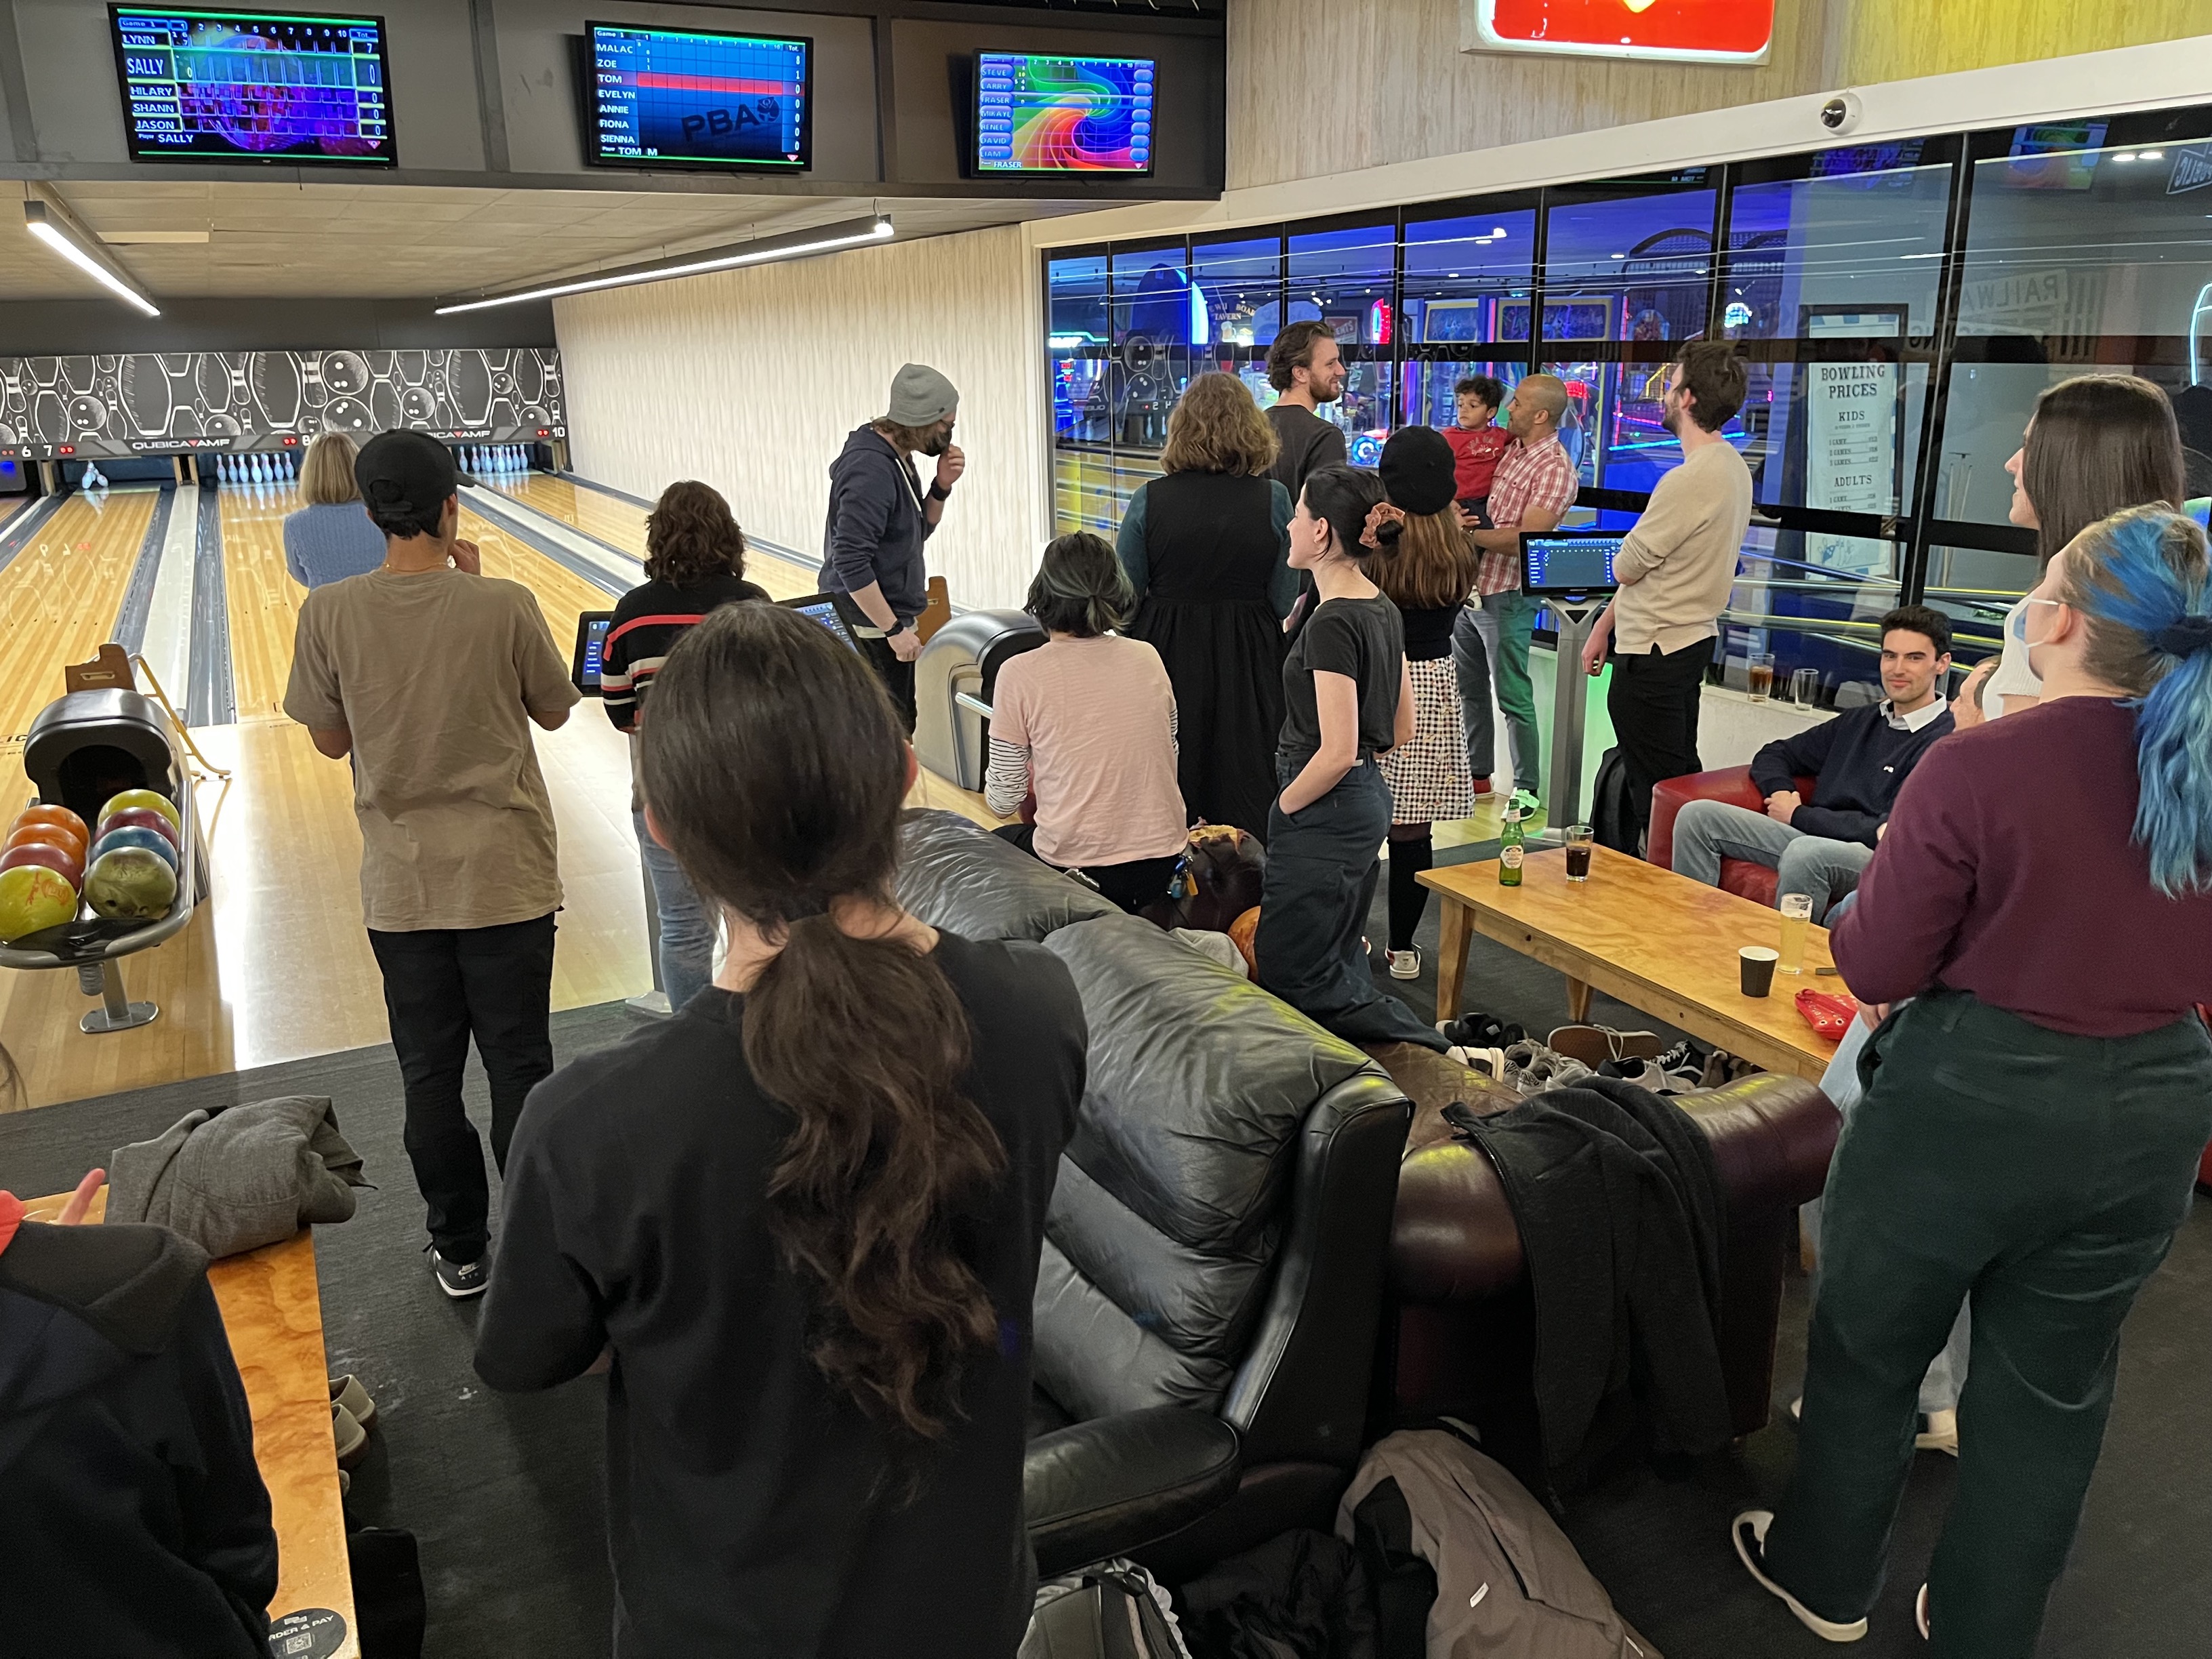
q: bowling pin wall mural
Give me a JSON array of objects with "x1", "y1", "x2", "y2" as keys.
[{"x1": 0, "y1": 348, "x2": 565, "y2": 462}]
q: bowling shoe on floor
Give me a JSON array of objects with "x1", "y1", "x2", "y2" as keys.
[{"x1": 1732, "y1": 1510, "x2": 1868, "y2": 1642}]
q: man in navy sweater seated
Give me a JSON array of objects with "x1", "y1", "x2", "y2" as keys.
[{"x1": 1671, "y1": 605, "x2": 1954, "y2": 921}]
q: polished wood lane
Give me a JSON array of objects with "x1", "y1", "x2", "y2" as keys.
[
  {"x1": 218, "y1": 481, "x2": 312, "y2": 721},
  {"x1": 0, "y1": 488, "x2": 159, "y2": 787},
  {"x1": 23, "y1": 1186, "x2": 358, "y2": 1657},
  {"x1": 485, "y1": 471, "x2": 819, "y2": 598}
]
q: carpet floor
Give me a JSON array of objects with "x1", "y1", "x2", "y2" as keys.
[{"x1": 2, "y1": 968, "x2": 2203, "y2": 1656}]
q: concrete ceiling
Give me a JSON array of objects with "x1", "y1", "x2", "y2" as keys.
[{"x1": 1, "y1": 180, "x2": 1103, "y2": 303}]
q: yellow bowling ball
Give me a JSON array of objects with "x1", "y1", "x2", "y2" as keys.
[
  {"x1": 0, "y1": 863, "x2": 79, "y2": 941},
  {"x1": 99, "y1": 789, "x2": 182, "y2": 835}
]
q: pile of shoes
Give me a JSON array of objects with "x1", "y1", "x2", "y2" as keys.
[{"x1": 1436, "y1": 1015, "x2": 1770, "y2": 1097}]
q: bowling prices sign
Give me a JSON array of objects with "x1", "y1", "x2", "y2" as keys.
[
  {"x1": 1802, "y1": 310, "x2": 1904, "y2": 578},
  {"x1": 0, "y1": 348, "x2": 566, "y2": 462},
  {"x1": 1465, "y1": 0, "x2": 1775, "y2": 64}
]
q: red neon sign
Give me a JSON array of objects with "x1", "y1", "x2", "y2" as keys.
[{"x1": 1471, "y1": 1, "x2": 1774, "y2": 64}]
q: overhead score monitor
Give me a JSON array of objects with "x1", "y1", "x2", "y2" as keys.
[
  {"x1": 975, "y1": 52, "x2": 1154, "y2": 176},
  {"x1": 584, "y1": 22, "x2": 810, "y2": 172},
  {"x1": 110, "y1": 5, "x2": 395, "y2": 165}
]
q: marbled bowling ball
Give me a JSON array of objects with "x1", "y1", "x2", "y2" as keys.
[
  {"x1": 99, "y1": 806, "x2": 181, "y2": 851},
  {"x1": 92, "y1": 825, "x2": 180, "y2": 874},
  {"x1": 83, "y1": 846, "x2": 177, "y2": 924},
  {"x1": 0, "y1": 863, "x2": 79, "y2": 941}
]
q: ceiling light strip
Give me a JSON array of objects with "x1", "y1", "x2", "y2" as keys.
[
  {"x1": 434, "y1": 215, "x2": 894, "y2": 315},
  {"x1": 23, "y1": 202, "x2": 160, "y2": 317}
]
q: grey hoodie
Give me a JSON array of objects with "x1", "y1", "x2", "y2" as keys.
[{"x1": 106, "y1": 1094, "x2": 369, "y2": 1260}]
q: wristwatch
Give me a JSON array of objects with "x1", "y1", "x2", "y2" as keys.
[{"x1": 926, "y1": 478, "x2": 951, "y2": 501}]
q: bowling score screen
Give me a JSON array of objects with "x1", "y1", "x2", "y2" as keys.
[
  {"x1": 110, "y1": 7, "x2": 394, "y2": 166},
  {"x1": 585, "y1": 24, "x2": 811, "y2": 172}
]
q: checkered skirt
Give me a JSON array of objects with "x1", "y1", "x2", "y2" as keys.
[{"x1": 1380, "y1": 655, "x2": 1477, "y2": 825}]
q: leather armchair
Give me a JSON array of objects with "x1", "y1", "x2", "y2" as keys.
[
  {"x1": 1648, "y1": 766, "x2": 1817, "y2": 906},
  {"x1": 896, "y1": 812, "x2": 1414, "y2": 1582},
  {"x1": 1372, "y1": 1042, "x2": 1838, "y2": 1481}
]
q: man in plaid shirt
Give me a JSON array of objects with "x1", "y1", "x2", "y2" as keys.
[{"x1": 1451, "y1": 373, "x2": 1578, "y2": 799}]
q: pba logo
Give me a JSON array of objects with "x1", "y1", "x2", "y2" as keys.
[
  {"x1": 1469, "y1": 0, "x2": 1775, "y2": 64},
  {"x1": 682, "y1": 98, "x2": 781, "y2": 146}
]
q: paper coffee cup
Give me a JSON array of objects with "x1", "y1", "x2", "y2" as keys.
[{"x1": 1739, "y1": 945, "x2": 1780, "y2": 998}]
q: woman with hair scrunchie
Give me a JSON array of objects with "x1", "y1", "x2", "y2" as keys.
[
  {"x1": 1369, "y1": 427, "x2": 1484, "y2": 980},
  {"x1": 1252, "y1": 465, "x2": 1454, "y2": 1054},
  {"x1": 983, "y1": 531, "x2": 1187, "y2": 913},
  {"x1": 1735, "y1": 504, "x2": 2212, "y2": 1653},
  {"x1": 474, "y1": 603, "x2": 1088, "y2": 1656}
]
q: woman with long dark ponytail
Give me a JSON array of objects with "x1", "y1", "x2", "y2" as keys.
[
  {"x1": 1735, "y1": 504, "x2": 2212, "y2": 1651},
  {"x1": 474, "y1": 603, "x2": 1087, "y2": 1656},
  {"x1": 1255, "y1": 464, "x2": 1454, "y2": 1055}
]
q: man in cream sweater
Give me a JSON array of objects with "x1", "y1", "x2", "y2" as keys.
[{"x1": 1581, "y1": 341, "x2": 1753, "y2": 848}]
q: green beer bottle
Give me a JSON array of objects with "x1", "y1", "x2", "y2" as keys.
[{"x1": 1498, "y1": 790, "x2": 1536, "y2": 886}]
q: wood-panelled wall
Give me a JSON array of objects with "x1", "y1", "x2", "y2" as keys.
[
  {"x1": 556, "y1": 225, "x2": 1044, "y2": 612},
  {"x1": 1227, "y1": 0, "x2": 2212, "y2": 191}
]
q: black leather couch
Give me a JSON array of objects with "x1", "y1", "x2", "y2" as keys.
[{"x1": 896, "y1": 811, "x2": 1413, "y2": 1580}]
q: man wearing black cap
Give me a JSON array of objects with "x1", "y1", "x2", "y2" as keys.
[
  {"x1": 283, "y1": 430, "x2": 580, "y2": 1300},
  {"x1": 821, "y1": 363, "x2": 964, "y2": 729}
]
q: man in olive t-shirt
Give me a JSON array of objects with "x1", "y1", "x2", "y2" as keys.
[{"x1": 283, "y1": 430, "x2": 580, "y2": 1298}]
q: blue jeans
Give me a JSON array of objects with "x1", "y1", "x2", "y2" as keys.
[
  {"x1": 1805, "y1": 1012, "x2": 1971, "y2": 1416},
  {"x1": 634, "y1": 808, "x2": 716, "y2": 1012}
]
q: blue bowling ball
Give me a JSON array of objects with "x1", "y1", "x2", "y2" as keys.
[{"x1": 91, "y1": 825, "x2": 179, "y2": 874}]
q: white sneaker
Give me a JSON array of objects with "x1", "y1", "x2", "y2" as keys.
[
  {"x1": 1731, "y1": 1511, "x2": 1868, "y2": 1642},
  {"x1": 1387, "y1": 947, "x2": 1421, "y2": 979},
  {"x1": 1448, "y1": 1044, "x2": 1509, "y2": 1081}
]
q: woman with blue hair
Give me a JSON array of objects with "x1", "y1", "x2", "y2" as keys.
[{"x1": 1734, "y1": 504, "x2": 2212, "y2": 1652}]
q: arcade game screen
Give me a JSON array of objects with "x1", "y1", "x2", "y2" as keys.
[
  {"x1": 584, "y1": 23, "x2": 811, "y2": 171},
  {"x1": 976, "y1": 52, "x2": 1154, "y2": 174},
  {"x1": 109, "y1": 6, "x2": 394, "y2": 165}
]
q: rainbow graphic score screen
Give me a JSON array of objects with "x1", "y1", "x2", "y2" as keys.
[
  {"x1": 112, "y1": 7, "x2": 392, "y2": 164},
  {"x1": 977, "y1": 52, "x2": 1155, "y2": 174}
]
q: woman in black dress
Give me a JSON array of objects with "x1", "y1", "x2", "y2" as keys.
[{"x1": 1118, "y1": 371, "x2": 1298, "y2": 840}]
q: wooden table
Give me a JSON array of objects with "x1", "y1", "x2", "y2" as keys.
[
  {"x1": 24, "y1": 1189, "x2": 359, "y2": 1656},
  {"x1": 1420, "y1": 842, "x2": 1843, "y2": 1083}
]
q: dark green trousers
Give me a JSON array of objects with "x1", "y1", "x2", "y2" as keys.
[{"x1": 1765, "y1": 989, "x2": 2212, "y2": 1656}]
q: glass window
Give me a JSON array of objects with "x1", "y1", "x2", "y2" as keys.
[
  {"x1": 1288, "y1": 218, "x2": 1397, "y2": 460},
  {"x1": 1721, "y1": 529, "x2": 1906, "y2": 708},
  {"x1": 1110, "y1": 242, "x2": 1193, "y2": 461},
  {"x1": 1541, "y1": 178, "x2": 1719, "y2": 489},
  {"x1": 1047, "y1": 252, "x2": 1111, "y2": 537},
  {"x1": 1940, "y1": 109, "x2": 2212, "y2": 539},
  {"x1": 1189, "y1": 233, "x2": 1281, "y2": 409},
  {"x1": 1399, "y1": 205, "x2": 1536, "y2": 429}
]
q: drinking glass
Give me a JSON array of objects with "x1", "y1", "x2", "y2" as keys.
[
  {"x1": 1748, "y1": 653, "x2": 1776, "y2": 703},
  {"x1": 1564, "y1": 823, "x2": 1593, "y2": 881},
  {"x1": 1791, "y1": 667, "x2": 1822, "y2": 707},
  {"x1": 1778, "y1": 892, "x2": 1813, "y2": 974}
]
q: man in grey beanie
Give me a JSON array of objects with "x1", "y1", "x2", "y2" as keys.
[{"x1": 819, "y1": 362, "x2": 964, "y2": 728}]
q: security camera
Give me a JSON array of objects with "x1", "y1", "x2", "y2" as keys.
[{"x1": 1820, "y1": 93, "x2": 1862, "y2": 134}]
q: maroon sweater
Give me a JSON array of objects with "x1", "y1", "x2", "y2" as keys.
[{"x1": 1833, "y1": 696, "x2": 2212, "y2": 1037}]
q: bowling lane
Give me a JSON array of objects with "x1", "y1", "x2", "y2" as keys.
[
  {"x1": 485, "y1": 471, "x2": 819, "y2": 599},
  {"x1": 0, "y1": 487, "x2": 160, "y2": 771},
  {"x1": 218, "y1": 480, "x2": 313, "y2": 721}
]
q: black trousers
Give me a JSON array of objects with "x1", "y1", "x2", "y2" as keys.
[
  {"x1": 367, "y1": 912, "x2": 558, "y2": 1262},
  {"x1": 1605, "y1": 635, "x2": 1713, "y2": 848},
  {"x1": 994, "y1": 823, "x2": 1179, "y2": 914},
  {"x1": 859, "y1": 633, "x2": 918, "y2": 734}
]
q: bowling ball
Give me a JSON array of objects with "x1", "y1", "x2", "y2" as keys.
[
  {"x1": 84, "y1": 847, "x2": 178, "y2": 924},
  {"x1": 0, "y1": 840, "x2": 81, "y2": 888},
  {"x1": 13, "y1": 803, "x2": 88, "y2": 852},
  {"x1": 8, "y1": 825, "x2": 86, "y2": 869},
  {"x1": 0, "y1": 863, "x2": 79, "y2": 941},
  {"x1": 91, "y1": 826, "x2": 179, "y2": 874},
  {"x1": 98, "y1": 806, "x2": 181, "y2": 851},
  {"x1": 99, "y1": 789, "x2": 181, "y2": 834}
]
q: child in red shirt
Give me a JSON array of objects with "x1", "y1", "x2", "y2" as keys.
[{"x1": 1441, "y1": 374, "x2": 1509, "y2": 524}]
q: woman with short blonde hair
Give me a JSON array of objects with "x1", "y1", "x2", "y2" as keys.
[
  {"x1": 1116, "y1": 372, "x2": 1298, "y2": 838},
  {"x1": 282, "y1": 431, "x2": 386, "y2": 588}
]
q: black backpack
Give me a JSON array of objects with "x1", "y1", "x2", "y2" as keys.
[
  {"x1": 1589, "y1": 747, "x2": 1638, "y2": 857},
  {"x1": 1022, "y1": 1562, "x2": 1190, "y2": 1658}
]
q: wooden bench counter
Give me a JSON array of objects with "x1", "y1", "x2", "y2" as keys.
[{"x1": 24, "y1": 1188, "x2": 359, "y2": 1657}]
